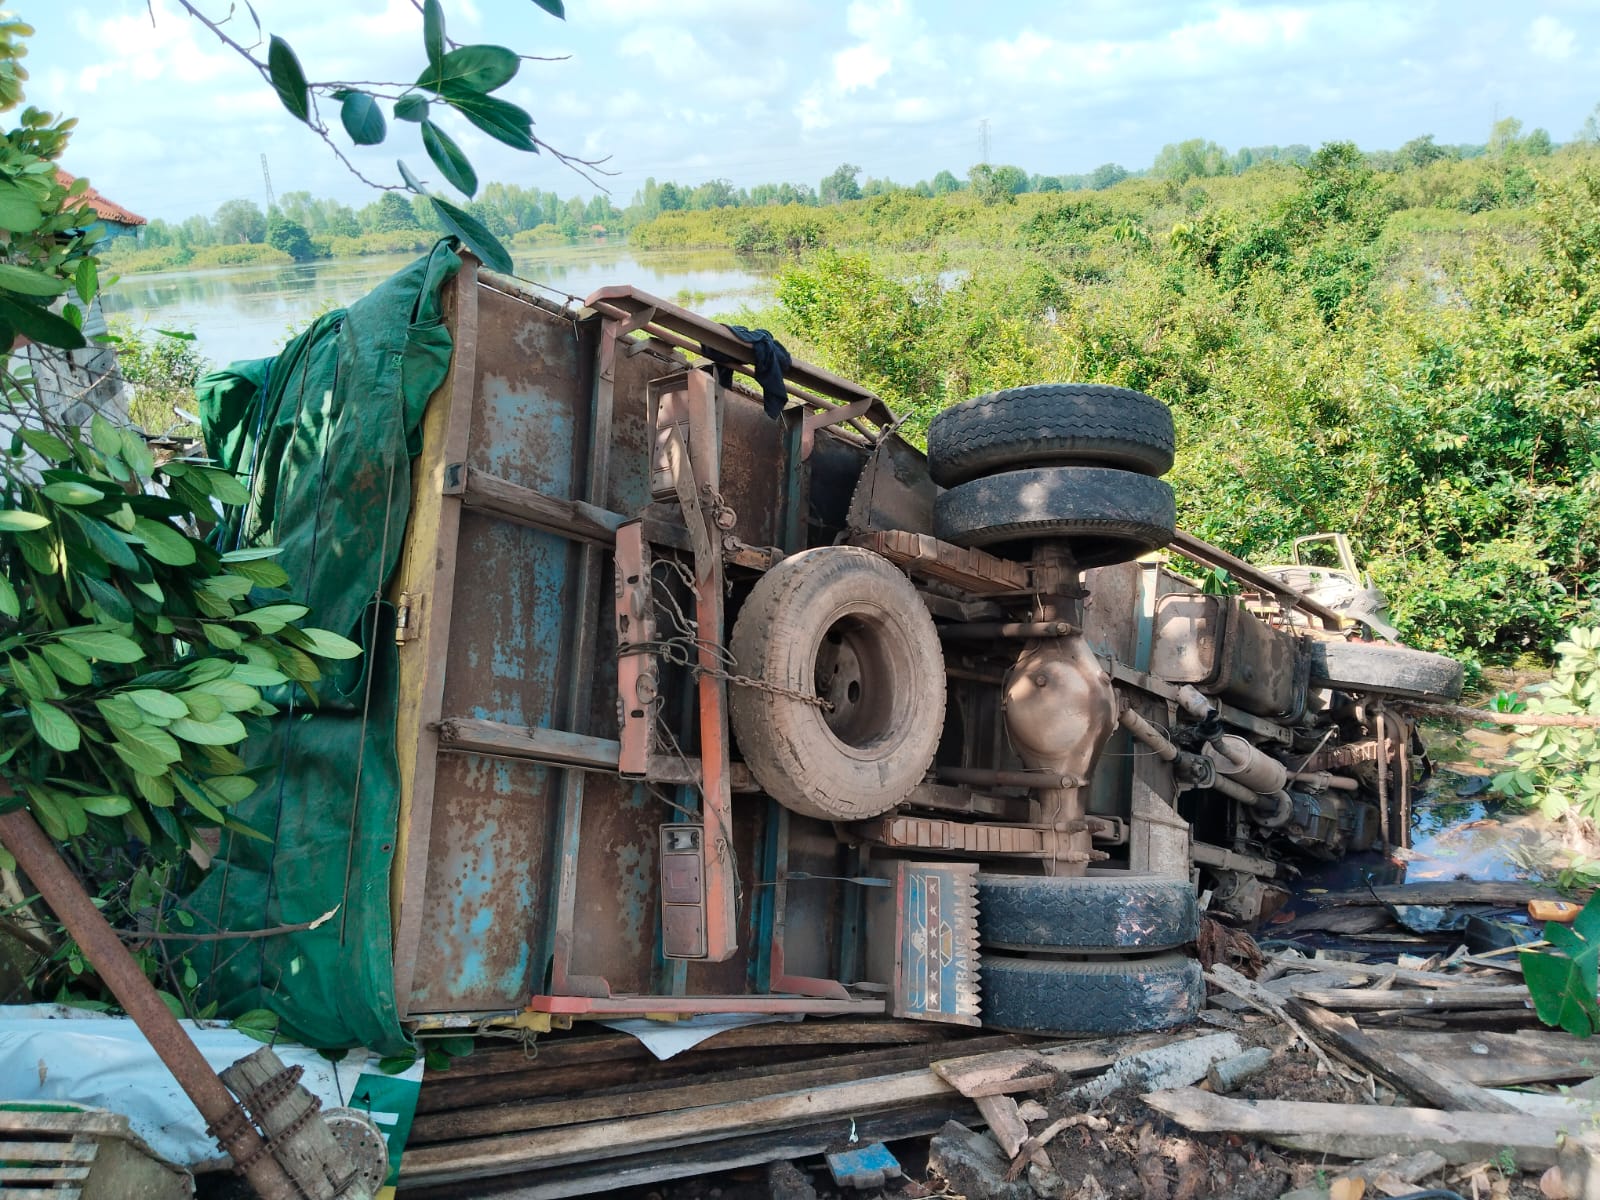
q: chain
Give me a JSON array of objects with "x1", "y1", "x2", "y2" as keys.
[{"x1": 702, "y1": 665, "x2": 834, "y2": 711}]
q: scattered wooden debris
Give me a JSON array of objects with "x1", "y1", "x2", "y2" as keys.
[
  {"x1": 1285, "y1": 997, "x2": 1521, "y2": 1113},
  {"x1": 1143, "y1": 1087, "x2": 1570, "y2": 1168},
  {"x1": 1317, "y1": 880, "x2": 1572, "y2": 907}
]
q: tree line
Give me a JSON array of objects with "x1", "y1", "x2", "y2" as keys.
[{"x1": 114, "y1": 113, "x2": 1584, "y2": 270}]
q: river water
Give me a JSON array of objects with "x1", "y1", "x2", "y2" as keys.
[{"x1": 100, "y1": 243, "x2": 772, "y2": 369}]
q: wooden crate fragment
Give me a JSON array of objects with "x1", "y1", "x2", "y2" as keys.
[{"x1": 0, "y1": 1104, "x2": 190, "y2": 1200}]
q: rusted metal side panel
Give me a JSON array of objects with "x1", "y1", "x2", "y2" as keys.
[
  {"x1": 564, "y1": 776, "x2": 671, "y2": 993},
  {"x1": 399, "y1": 283, "x2": 596, "y2": 1014},
  {"x1": 716, "y1": 388, "x2": 786, "y2": 550}
]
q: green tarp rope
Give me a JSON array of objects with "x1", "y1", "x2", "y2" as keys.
[{"x1": 187, "y1": 242, "x2": 461, "y2": 1054}]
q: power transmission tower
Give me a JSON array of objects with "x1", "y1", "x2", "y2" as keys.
[
  {"x1": 979, "y1": 119, "x2": 990, "y2": 165},
  {"x1": 260, "y1": 153, "x2": 275, "y2": 211}
]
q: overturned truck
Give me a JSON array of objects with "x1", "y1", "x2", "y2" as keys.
[{"x1": 199, "y1": 247, "x2": 1464, "y2": 1057}]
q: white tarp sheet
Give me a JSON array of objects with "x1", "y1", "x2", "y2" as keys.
[{"x1": 0, "y1": 1005, "x2": 421, "y2": 1172}]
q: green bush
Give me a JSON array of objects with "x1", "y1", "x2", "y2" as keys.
[
  {"x1": 109, "y1": 324, "x2": 210, "y2": 436},
  {"x1": 1493, "y1": 622, "x2": 1600, "y2": 819}
]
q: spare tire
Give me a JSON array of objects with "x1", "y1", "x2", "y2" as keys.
[
  {"x1": 1308, "y1": 640, "x2": 1464, "y2": 702},
  {"x1": 927, "y1": 383, "x2": 1175, "y2": 487},
  {"x1": 978, "y1": 873, "x2": 1198, "y2": 954},
  {"x1": 980, "y1": 953, "x2": 1202, "y2": 1036},
  {"x1": 933, "y1": 465, "x2": 1176, "y2": 567},
  {"x1": 729, "y1": 547, "x2": 945, "y2": 821}
]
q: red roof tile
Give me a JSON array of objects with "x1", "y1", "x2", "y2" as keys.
[{"x1": 54, "y1": 169, "x2": 147, "y2": 227}]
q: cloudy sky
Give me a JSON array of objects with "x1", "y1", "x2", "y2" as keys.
[{"x1": 23, "y1": 0, "x2": 1600, "y2": 223}]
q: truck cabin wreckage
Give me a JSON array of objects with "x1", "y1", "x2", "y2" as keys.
[{"x1": 387, "y1": 257, "x2": 1464, "y2": 1041}]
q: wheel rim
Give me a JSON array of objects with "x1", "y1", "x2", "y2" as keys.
[{"x1": 812, "y1": 606, "x2": 908, "y2": 752}]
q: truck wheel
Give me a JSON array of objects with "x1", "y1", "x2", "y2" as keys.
[
  {"x1": 932, "y1": 465, "x2": 1175, "y2": 567},
  {"x1": 977, "y1": 873, "x2": 1198, "y2": 953},
  {"x1": 1308, "y1": 640, "x2": 1464, "y2": 702},
  {"x1": 927, "y1": 383, "x2": 1175, "y2": 487},
  {"x1": 980, "y1": 953, "x2": 1202, "y2": 1036},
  {"x1": 729, "y1": 547, "x2": 944, "y2": 821}
]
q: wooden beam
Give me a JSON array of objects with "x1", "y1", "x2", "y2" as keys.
[
  {"x1": 1285, "y1": 1000, "x2": 1522, "y2": 1113},
  {"x1": 403, "y1": 1037, "x2": 1159, "y2": 1184},
  {"x1": 1289, "y1": 984, "x2": 1531, "y2": 1011},
  {"x1": 1144, "y1": 1087, "x2": 1571, "y2": 1168},
  {"x1": 414, "y1": 1036, "x2": 1026, "y2": 1142}
]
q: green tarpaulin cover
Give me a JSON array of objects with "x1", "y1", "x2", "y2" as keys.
[{"x1": 187, "y1": 243, "x2": 461, "y2": 1053}]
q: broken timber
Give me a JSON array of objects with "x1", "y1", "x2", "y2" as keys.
[{"x1": 1143, "y1": 1087, "x2": 1579, "y2": 1168}]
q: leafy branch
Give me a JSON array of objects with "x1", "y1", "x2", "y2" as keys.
[{"x1": 168, "y1": 0, "x2": 613, "y2": 272}]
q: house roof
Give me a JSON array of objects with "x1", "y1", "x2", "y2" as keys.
[{"x1": 54, "y1": 169, "x2": 147, "y2": 227}]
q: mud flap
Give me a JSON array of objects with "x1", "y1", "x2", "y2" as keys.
[{"x1": 864, "y1": 861, "x2": 981, "y2": 1025}]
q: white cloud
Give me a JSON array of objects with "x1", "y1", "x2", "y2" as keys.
[
  {"x1": 1528, "y1": 15, "x2": 1575, "y2": 61},
  {"x1": 834, "y1": 43, "x2": 891, "y2": 93}
]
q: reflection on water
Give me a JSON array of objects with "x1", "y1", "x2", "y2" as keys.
[{"x1": 101, "y1": 244, "x2": 774, "y2": 368}]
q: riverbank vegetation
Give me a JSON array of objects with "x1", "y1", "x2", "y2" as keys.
[
  {"x1": 104, "y1": 118, "x2": 1600, "y2": 667},
  {"x1": 629, "y1": 127, "x2": 1597, "y2": 668}
]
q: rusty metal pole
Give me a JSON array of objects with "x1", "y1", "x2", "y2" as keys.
[{"x1": 0, "y1": 807, "x2": 302, "y2": 1200}]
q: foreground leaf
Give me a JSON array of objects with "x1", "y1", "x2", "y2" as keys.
[
  {"x1": 431, "y1": 196, "x2": 513, "y2": 273},
  {"x1": 267, "y1": 35, "x2": 311, "y2": 122},
  {"x1": 340, "y1": 91, "x2": 387, "y2": 146}
]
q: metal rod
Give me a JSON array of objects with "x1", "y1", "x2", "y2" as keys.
[
  {"x1": 1376, "y1": 707, "x2": 1390, "y2": 849},
  {"x1": 1119, "y1": 706, "x2": 1178, "y2": 762},
  {"x1": 938, "y1": 620, "x2": 1079, "y2": 640},
  {"x1": 0, "y1": 808, "x2": 300, "y2": 1200},
  {"x1": 1286, "y1": 770, "x2": 1361, "y2": 791},
  {"x1": 936, "y1": 766, "x2": 1087, "y2": 790}
]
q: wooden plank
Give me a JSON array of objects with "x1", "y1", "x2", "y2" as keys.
[
  {"x1": 434, "y1": 1020, "x2": 973, "y2": 1079},
  {"x1": 416, "y1": 1029, "x2": 991, "y2": 1114},
  {"x1": 1290, "y1": 984, "x2": 1530, "y2": 1011},
  {"x1": 1285, "y1": 1000, "x2": 1521, "y2": 1113},
  {"x1": 0, "y1": 1165, "x2": 91, "y2": 1182},
  {"x1": 1318, "y1": 881, "x2": 1567, "y2": 907},
  {"x1": 415, "y1": 1035, "x2": 1027, "y2": 1141},
  {"x1": 1269, "y1": 955, "x2": 1485, "y2": 989},
  {"x1": 1362, "y1": 1028, "x2": 1598, "y2": 1086},
  {"x1": 0, "y1": 1143, "x2": 96, "y2": 1163},
  {"x1": 404, "y1": 1100, "x2": 972, "y2": 1200},
  {"x1": 933, "y1": 1048, "x2": 1057, "y2": 1100},
  {"x1": 403, "y1": 1039, "x2": 1143, "y2": 1184},
  {"x1": 0, "y1": 1113, "x2": 124, "y2": 1138},
  {"x1": 1143, "y1": 1087, "x2": 1568, "y2": 1168}
]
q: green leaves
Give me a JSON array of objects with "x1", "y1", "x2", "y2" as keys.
[
  {"x1": 438, "y1": 87, "x2": 536, "y2": 153},
  {"x1": 27, "y1": 700, "x2": 78, "y2": 752},
  {"x1": 530, "y1": 0, "x2": 565, "y2": 17},
  {"x1": 0, "y1": 261, "x2": 67, "y2": 296},
  {"x1": 0, "y1": 509, "x2": 49, "y2": 530},
  {"x1": 0, "y1": 181, "x2": 43, "y2": 233},
  {"x1": 130, "y1": 517, "x2": 196, "y2": 566},
  {"x1": 1522, "y1": 893, "x2": 1600, "y2": 1037},
  {"x1": 339, "y1": 92, "x2": 387, "y2": 146},
  {"x1": 421, "y1": 120, "x2": 477, "y2": 196},
  {"x1": 394, "y1": 95, "x2": 429, "y2": 124},
  {"x1": 58, "y1": 629, "x2": 145, "y2": 664},
  {"x1": 0, "y1": 293, "x2": 84, "y2": 350},
  {"x1": 422, "y1": 0, "x2": 446, "y2": 67},
  {"x1": 418, "y1": 45, "x2": 518, "y2": 95},
  {"x1": 231, "y1": 1007, "x2": 281, "y2": 1045},
  {"x1": 267, "y1": 35, "x2": 311, "y2": 123},
  {"x1": 430, "y1": 196, "x2": 513, "y2": 273}
]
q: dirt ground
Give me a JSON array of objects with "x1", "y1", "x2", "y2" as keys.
[{"x1": 619, "y1": 1019, "x2": 1550, "y2": 1200}]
